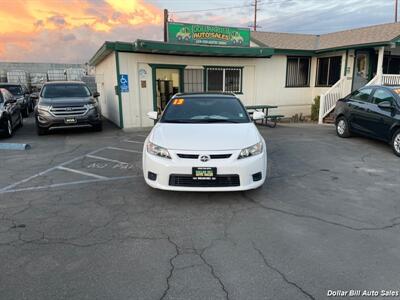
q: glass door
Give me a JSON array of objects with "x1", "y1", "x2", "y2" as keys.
[{"x1": 352, "y1": 51, "x2": 369, "y2": 91}]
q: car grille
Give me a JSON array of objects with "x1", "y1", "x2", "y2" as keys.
[
  {"x1": 177, "y1": 153, "x2": 232, "y2": 159},
  {"x1": 169, "y1": 175, "x2": 240, "y2": 187},
  {"x1": 50, "y1": 105, "x2": 88, "y2": 116}
]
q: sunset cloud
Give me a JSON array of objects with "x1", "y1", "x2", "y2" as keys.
[{"x1": 0, "y1": 0, "x2": 162, "y2": 63}]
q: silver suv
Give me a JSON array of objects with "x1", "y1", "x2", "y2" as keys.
[{"x1": 35, "y1": 81, "x2": 102, "y2": 135}]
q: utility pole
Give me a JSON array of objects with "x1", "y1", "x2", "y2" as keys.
[
  {"x1": 396, "y1": 0, "x2": 398, "y2": 22},
  {"x1": 164, "y1": 9, "x2": 169, "y2": 42},
  {"x1": 253, "y1": 0, "x2": 258, "y2": 31}
]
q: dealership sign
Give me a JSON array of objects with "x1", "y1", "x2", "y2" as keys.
[{"x1": 167, "y1": 22, "x2": 250, "y2": 47}]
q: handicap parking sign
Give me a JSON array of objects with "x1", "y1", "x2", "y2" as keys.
[{"x1": 119, "y1": 74, "x2": 129, "y2": 92}]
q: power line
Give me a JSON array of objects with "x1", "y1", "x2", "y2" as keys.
[
  {"x1": 170, "y1": 4, "x2": 252, "y2": 14},
  {"x1": 169, "y1": 1, "x2": 288, "y2": 14}
]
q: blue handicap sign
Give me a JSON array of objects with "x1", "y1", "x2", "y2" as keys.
[{"x1": 119, "y1": 74, "x2": 129, "y2": 92}]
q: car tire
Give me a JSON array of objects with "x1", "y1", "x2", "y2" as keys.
[
  {"x1": 93, "y1": 123, "x2": 103, "y2": 132},
  {"x1": 18, "y1": 112, "x2": 23, "y2": 128},
  {"x1": 4, "y1": 118, "x2": 13, "y2": 138},
  {"x1": 391, "y1": 129, "x2": 400, "y2": 157},
  {"x1": 22, "y1": 105, "x2": 29, "y2": 118},
  {"x1": 36, "y1": 125, "x2": 47, "y2": 136},
  {"x1": 336, "y1": 116, "x2": 350, "y2": 138}
]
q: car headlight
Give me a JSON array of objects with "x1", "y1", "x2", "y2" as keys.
[
  {"x1": 37, "y1": 104, "x2": 50, "y2": 112},
  {"x1": 238, "y1": 141, "x2": 263, "y2": 159},
  {"x1": 147, "y1": 141, "x2": 171, "y2": 159},
  {"x1": 85, "y1": 103, "x2": 97, "y2": 110}
]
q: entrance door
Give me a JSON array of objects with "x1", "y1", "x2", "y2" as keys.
[
  {"x1": 352, "y1": 51, "x2": 370, "y2": 91},
  {"x1": 155, "y1": 68, "x2": 181, "y2": 112}
]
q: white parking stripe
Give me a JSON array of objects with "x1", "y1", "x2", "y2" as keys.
[
  {"x1": 0, "y1": 175, "x2": 140, "y2": 194},
  {"x1": 0, "y1": 147, "x2": 107, "y2": 192},
  {"x1": 0, "y1": 147, "x2": 108, "y2": 192},
  {"x1": 57, "y1": 166, "x2": 108, "y2": 180},
  {"x1": 124, "y1": 139, "x2": 144, "y2": 144},
  {"x1": 85, "y1": 154, "x2": 130, "y2": 165},
  {"x1": 107, "y1": 146, "x2": 142, "y2": 154}
]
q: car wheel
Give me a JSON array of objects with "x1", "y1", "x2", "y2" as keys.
[
  {"x1": 22, "y1": 105, "x2": 29, "y2": 118},
  {"x1": 4, "y1": 119, "x2": 13, "y2": 138},
  {"x1": 36, "y1": 125, "x2": 47, "y2": 136},
  {"x1": 93, "y1": 123, "x2": 103, "y2": 132},
  {"x1": 392, "y1": 129, "x2": 400, "y2": 157},
  {"x1": 336, "y1": 116, "x2": 350, "y2": 138},
  {"x1": 18, "y1": 112, "x2": 23, "y2": 128}
]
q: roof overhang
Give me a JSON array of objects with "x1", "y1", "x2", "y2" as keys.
[{"x1": 89, "y1": 40, "x2": 274, "y2": 66}]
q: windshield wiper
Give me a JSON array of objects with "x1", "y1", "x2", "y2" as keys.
[
  {"x1": 162, "y1": 120, "x2": 198, "y2": 123},
  {"x1": 198, "y1": 119, "x2": 240, "y2": 123}
]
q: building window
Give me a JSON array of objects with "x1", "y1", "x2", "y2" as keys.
[
  {"x1": 316, "y1": 56, "x2": 342, "y2": 87},
  {"x1": 184, "y1": 69, "x2": 204, "y2": 92},
  {"x1": 205, "y1": 67, "x2": 242, "y2": 93},
  {"x1": 286, "y1": 56, "x2": 311, "y2": 87}
]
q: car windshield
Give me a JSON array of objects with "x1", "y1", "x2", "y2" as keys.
[
  {"x1": 3, "y1": 85, "x2": 22, "y2": 96},
  {"x1": 160, "y1": 96, "x2": 250, "y2": 124},
  {"x1": 41, "y1": 84, "x2": 91, "y2": 98}
]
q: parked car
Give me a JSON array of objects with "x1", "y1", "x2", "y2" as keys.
[
  {"x1": 0, "y1": 88, "x2": 23, "y2": 138},
  {"x1": 35, "y1": 81, "x2": 102, "y2": 135},
  {"x1": 0, "y1": 83, "x2": 33, "y2": 117},
  {"x1": 334, "y1": 85, "x2": 400, "y2": 157},
  {"x1": 142, "y1": 93, "x2": 267, "y2": 191}
]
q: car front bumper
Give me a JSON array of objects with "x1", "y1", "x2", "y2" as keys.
[
  {"x1": 143, "y1": 146, "x2": 267, "y2": 192},
  {"x1": 35, "y1": 109, "x2": 101, "y2": 130}
]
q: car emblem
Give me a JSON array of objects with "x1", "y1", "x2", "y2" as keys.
[
  {"x1": 66, "y1": 107, "x2": 72, "y2": 111},
  {"x1": 199, "y1": 155, "x2": 210, "y2": 162}
]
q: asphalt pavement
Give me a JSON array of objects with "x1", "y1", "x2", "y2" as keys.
[{"x1": 1, "y1": 118, "x2": 400, "y2": 300}]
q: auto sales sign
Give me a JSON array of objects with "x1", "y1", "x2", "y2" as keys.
[{"x1": 167, "y1": 22, "x2": 250, "y2": 47}]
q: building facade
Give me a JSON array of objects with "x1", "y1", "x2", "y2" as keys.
[{"x1": 90, "y1": 23, "x2": 400, "y2": 129}]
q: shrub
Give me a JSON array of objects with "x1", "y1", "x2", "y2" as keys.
[{"x1": 311, "y1": 96, "x2": 320, "y2": 121}]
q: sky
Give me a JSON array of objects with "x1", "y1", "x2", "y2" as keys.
[{"x1": 0, "y1": 0, "x2": 397, "y2": 63}]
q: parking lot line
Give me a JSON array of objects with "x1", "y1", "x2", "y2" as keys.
[
  {"x1": 124, "y1": 139, "x2": 144, "y2": 144},
  {"x1": 107, "y1": 146, "x2": 142, "y2": 154},
  {"x1": 57, "y1": 166, "x2": 109, "y2": 180},
  {"x1": 0, "y1": 147, "x2": 108, "y2": 192},
  {"x1": 86, "y1": 154, "x2": 130, "y2": 165},
  {"x1": 0, "y1": 175, "x2": 139, "y2": 194}
]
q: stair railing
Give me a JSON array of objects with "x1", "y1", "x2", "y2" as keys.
[{"x1": 318, "y1": 77, "x2": 346, "y2": 124}]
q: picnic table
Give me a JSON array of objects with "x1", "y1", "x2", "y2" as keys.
[{"x1": 245, "y1": 105, "x2": 284, "y2": 128}]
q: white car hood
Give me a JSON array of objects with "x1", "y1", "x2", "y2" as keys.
[{"x1": 150, "y1": 123, "x2": 261, "y2": 151}]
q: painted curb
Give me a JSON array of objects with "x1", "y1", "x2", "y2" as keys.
[{"x1": 0, "y1": 143, "x2": 31, "y2": 150}]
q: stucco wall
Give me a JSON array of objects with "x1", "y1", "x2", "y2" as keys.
[
  {"x1": 117, "y1": 52, "x2": 320, "y2": 128},
  {"x1": 96, "y1": 49, "x2": 355, "y2": 129},
  {"x1": 94, "y1": 53, "x2": 119, "y2": 126}
]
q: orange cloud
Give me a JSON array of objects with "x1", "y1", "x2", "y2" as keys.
[{"x1": 0, "y1": 0, "x2": 162, "y2": 62}]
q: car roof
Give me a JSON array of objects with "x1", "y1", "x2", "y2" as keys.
[
  {"x1": 172, "y1": 92, "x2": 238, "y2": 98},
  {"x1": 364, "y1": 85, "x2": 400, "y2": 90},
  {"x1": 0, "y1": 88, "x2": 11, "y2": 94},
  {"x1": 0, "y1": 83, "x2": 22, "y2": 87},
  {"x1": 43, "y1": 81, "x2": 85, "y2": 85}
]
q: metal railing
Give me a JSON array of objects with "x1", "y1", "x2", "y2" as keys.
[
  {"x1": 382, "y1": 74, "x2": 400, "y2": 86},
  {"x1": 318, "y1": 77, "x2": 346, "y2": 124}
]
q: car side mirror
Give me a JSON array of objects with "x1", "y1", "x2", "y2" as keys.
[
  {"x1": 5, "y1": 98, "x2": 17, "y2": 104},
  {"x1": 147, "y1": 111, "x2": 158, "y2": 120},
  {"x1": 252, "y1": 111, "x2": 266, "y2": 120},
  {"x1": 377, "y1": 101, "x2": 393, "y2": 110},
  {"x1": 93, "y1": 91, "x2": 100, "y2": 98}
]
